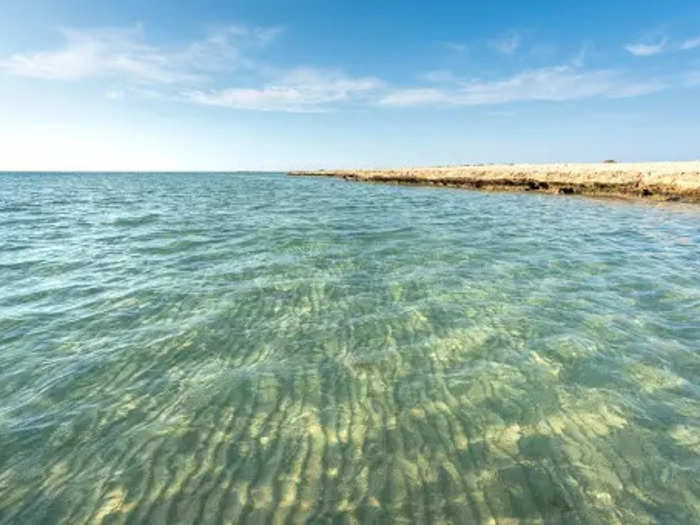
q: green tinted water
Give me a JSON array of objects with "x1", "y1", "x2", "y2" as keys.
[{"x1": 1, "y1": 172, "x2": 699, "y2": 524}]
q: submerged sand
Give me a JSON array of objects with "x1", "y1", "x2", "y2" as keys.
[{"x1": 290, "y1": 161, "x2": 700, "y2": 202}]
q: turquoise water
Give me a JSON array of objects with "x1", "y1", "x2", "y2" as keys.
[{"x1": 1, "y1": 172, "x2": 699, "y2": 524}]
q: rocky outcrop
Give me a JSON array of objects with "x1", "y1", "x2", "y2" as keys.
[{"x1": 290, "y1": 162, "x2": 700, "y2": 203}]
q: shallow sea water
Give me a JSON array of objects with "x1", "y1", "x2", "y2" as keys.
[{"x1": 1, "y1": 172, "x2": 700, "y2": 524}]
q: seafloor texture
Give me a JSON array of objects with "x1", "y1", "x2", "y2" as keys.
[
  {"x1": 1, "y1": 172, "x2": 699, "y2": 524},
  {"x1": 290, "y1": 161, "x2": 700, "y2": 202}
]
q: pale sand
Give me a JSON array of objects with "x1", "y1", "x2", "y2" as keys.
[{"x1": 290, "y1": 161, "x2": 700, "y2": 202}]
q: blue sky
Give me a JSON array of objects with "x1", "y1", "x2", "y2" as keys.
[{"x1": 1, "y1": 1, "x2": 699, "y2": 170}]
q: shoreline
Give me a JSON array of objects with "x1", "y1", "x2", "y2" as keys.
[{"x1": 289, "y1": 161, "x2": 700, "y2": 203}]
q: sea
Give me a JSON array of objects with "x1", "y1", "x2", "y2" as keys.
[{"x1": 1, "y1": 172, "x2": 699, "y2": 523}]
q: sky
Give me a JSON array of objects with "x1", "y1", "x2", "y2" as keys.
[{"x1": 1, "y1": 0, "x2": 699, "y2": 171}]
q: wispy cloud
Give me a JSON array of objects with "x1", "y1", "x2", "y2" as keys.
[
  {"x1": 0, "y1": 24, "x2": 382, "y2": 112},
  {"x1": 185, "y1": 69, "x2": 383, "y2": 112},
  {"x1": 439, "y1": 41, "x2": 467, "y2": 53},
  {"x1": 624, "y1": 38, "x2": 667, "y2": 56},
  {"x1": 489, "y1": 32, "x2": 521, "y2": 55},
  {"x1": 685, "y1": 71, "x2": 700, "y2": 87},
  {"x1": 105, "y1": 89, "x2": 125, "y2": 100},
  {"x1": 680, "y1": 36, "x2": 700, "y2": 50},
  {"x1": 421, "y1": 69, "x2": 459, "y2": 83},
  {"x1": 2, "y1": 24, "x2": 695, "y2": 113},
  {"x1": 624, "y1": 34, "x2": 700, "y2": 56},
  {"x1": 380, "y1": 66, "x2": 665, "y2": 107},
  {"x1": 570, "y1": 43, "x2": 592, "y2": 68},
  {"x1": 0, "y1": 24, "x2": 281, "y2": 83}
]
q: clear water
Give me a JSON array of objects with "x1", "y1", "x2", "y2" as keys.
[{"x1": 1, "y1": 172, "x2": 700, "y2": 524}]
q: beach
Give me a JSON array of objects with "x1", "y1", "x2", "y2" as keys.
[{"x1": 291, "y1": 161, "x2": 700, "y2": 202}]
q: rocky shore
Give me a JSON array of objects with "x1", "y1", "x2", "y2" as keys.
[{"x1": 290, "y1": 161, "x2": 700, "y2": 203}]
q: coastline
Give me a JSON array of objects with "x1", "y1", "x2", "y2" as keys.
[{"x1": 289, "y1": 161, "x2": 700, "y2": 203}]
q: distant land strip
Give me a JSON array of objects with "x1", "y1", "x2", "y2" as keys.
[{"x1": 289, "y1": 161, "x2": 700, "y2": 203}]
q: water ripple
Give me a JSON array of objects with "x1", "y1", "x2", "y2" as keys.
[{"x1": 0, "y1": 172, "x2": 699, "y2": 523}]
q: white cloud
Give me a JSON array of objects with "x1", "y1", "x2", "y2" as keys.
[
  {"x1": 680, "y1": 36, "x2": 700, "y2": 50},
  {"x1": 624, "y1": 39, "x2": 667, "y2": 56},
  {"x1": 1, "y1": 24, "x2": 690, "y2": 113},
  {"x1": 185, "y1": 68, "x2": 383, "y2": 112},
  {"x1": 379, "y1": 88, "x2": 444, "y2": 106},
  {"x1": 0, "y1": 24, "x2": 382, "y2": 112},
  {"x1": 380, "y1": 66, "x2": 665, "y2": 106},
  {"x1": 0, "y1": 24, "x2": 281, "y2": 83},
  {"x1": 489, "y1": 32, "x2": 521, "y2": 54}
]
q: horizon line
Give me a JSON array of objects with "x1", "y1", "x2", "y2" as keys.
[{"x1": 2, "y1": 158, "x2": 700, "y2": 174}]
